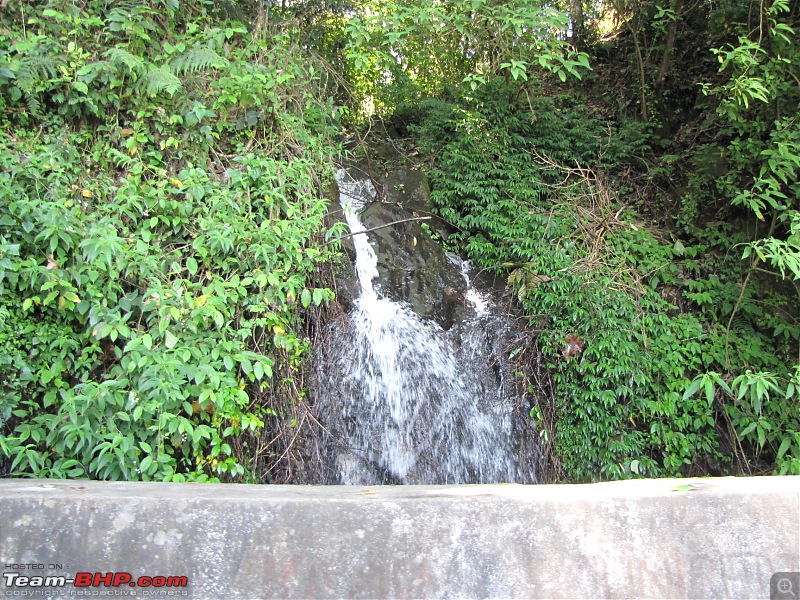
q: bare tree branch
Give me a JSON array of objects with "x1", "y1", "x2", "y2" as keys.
[{"x1": 325, "y1": 216, "x2": 432, "y2": 246}]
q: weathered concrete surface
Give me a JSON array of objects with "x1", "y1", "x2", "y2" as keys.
[{"x1": 1, "y1": 477, "x2": 798, "y2": 599}]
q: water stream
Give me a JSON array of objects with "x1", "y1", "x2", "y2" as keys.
[{"x1": 314, "y1": 169, "x2": 536, "y2": 484}]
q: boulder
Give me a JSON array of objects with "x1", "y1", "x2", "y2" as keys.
[{"x1": 359, "y1": 201, "x2": 473, "y2": 330}]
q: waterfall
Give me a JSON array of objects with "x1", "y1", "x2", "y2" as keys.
[{"x1": 314, "y1": 169, "x2": 536, "y2": 485}]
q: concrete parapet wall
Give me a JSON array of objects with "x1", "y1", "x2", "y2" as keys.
[{"x1": 1, "y1": 477, "x2": 799, "y2": 599}]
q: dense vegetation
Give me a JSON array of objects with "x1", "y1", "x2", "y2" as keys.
[
  {"x1": 1, "y1": 0, "x2": 798, "y2": 482},
  {"x1": 0, "y1": 0, "x2": 344, "y2": 481}
]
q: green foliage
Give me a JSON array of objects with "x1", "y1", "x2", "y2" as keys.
[
  {"x1": 413, "y1": 77, "x2": 797, "y2": 481},
  {"x1": 337, "y1": 0, "x2": 590, "y2": 119},
  {"x1": 700, "y1": 0, "x2": 799, "y2": 269},
  {"x1": 366, "y1": 0, "x2": 800, "y2": 481},
  {"x1": 0, "y1": 1, "x2": 341, "y2": 481},
  {"x1": 677, "y1": 0, "x2": 800, "y2": 473},
  {"x1": 684, "y1": 367, "x2": 800, "y2": 474}
]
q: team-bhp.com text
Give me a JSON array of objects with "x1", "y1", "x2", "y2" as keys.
[{"x1": 3, "y1": 572, "x2": 188, "y2": 595}]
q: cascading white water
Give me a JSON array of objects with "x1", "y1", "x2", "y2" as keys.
[{"x1": 315, "y1": 169, "x2": 534, "y2": 485}]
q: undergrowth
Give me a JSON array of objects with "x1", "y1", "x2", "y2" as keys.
[
  {"x1": 411, "y1": 78, "x2": 799, "y2": 481},
  {"x1": 0, "y1": 0, "x2": 343, "y2": 482}
]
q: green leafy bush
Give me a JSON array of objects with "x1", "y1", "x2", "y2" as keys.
[
  {"x1": 0, "y1": 1, "x2": 341, "y2": 481},
  {"x1": 413, "y1": 78, "x2": 797, "y2": 480}
]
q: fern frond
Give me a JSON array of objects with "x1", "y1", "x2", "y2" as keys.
[
  {"x1": 15, "y1": 55, "x2": 61, "y2": 93},
  {"x1": 108, "y1": 148, "x2": 136, "y2": 170},
  {"x1": 142, "y1": 66, "x2": 182, "y2": 97},
  {"x1": 104, "y1": 47, "x2": 146, "y2": 75},
  {"x1": 104, "y1": 1, "x2": 155, "y2": 31},
  {"x1": 730, "y1": 314, "x2": 756, "y2": 336},
  {"x1": 169, "y1": 45, "x2": 229, "y2": 75},
  {"x1": 24, "y1": 93, "x2": 42, "y2": 117}
]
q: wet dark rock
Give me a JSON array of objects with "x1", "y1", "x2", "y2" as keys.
[
  {"x1": 384, "y1": 167, "x2": 433, "y2": 213},
  {"x1": 330, "y1": 254, "x2": 360, "y2": 313},
  {"x1": 384, "y1": 166, "x2": 455, "y2": 240},
  {"x1": 359, "y1": 201, "x2": 472, "y2": 330}
]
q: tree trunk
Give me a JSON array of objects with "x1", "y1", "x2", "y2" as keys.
[
  {"x1": 570, "y1": 0, "x2": 585, "y2": 51},
  {"x1": 254, "y1": 0, "x2": 271, "y2": 32},
  {"x1": 609, "y1": 0, "x2": 649, "y2": 122},
  {"x1": 630, "y1": 24, "x2": 649, "y2": 122},
  {"x1": 654, "y1": 0, "x2": 680, "y2": 101}
]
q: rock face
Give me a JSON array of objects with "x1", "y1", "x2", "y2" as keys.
[
  {"x1": 359, "y1": 201, "x2": 471, "y2": 330},
  {"x1": 384, "y1": 165, "x2": 436, "y2": 215},
  {"x1": 313, "y1": 164, "x2": 537, "y2": 486},
  {"x1": 330, "y1": 163, "x2": 470, "y2": 329}
]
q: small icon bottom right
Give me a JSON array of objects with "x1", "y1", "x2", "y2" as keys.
[{"x1": 772, "y1": 572, "x2": 800, "y2": 599}]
